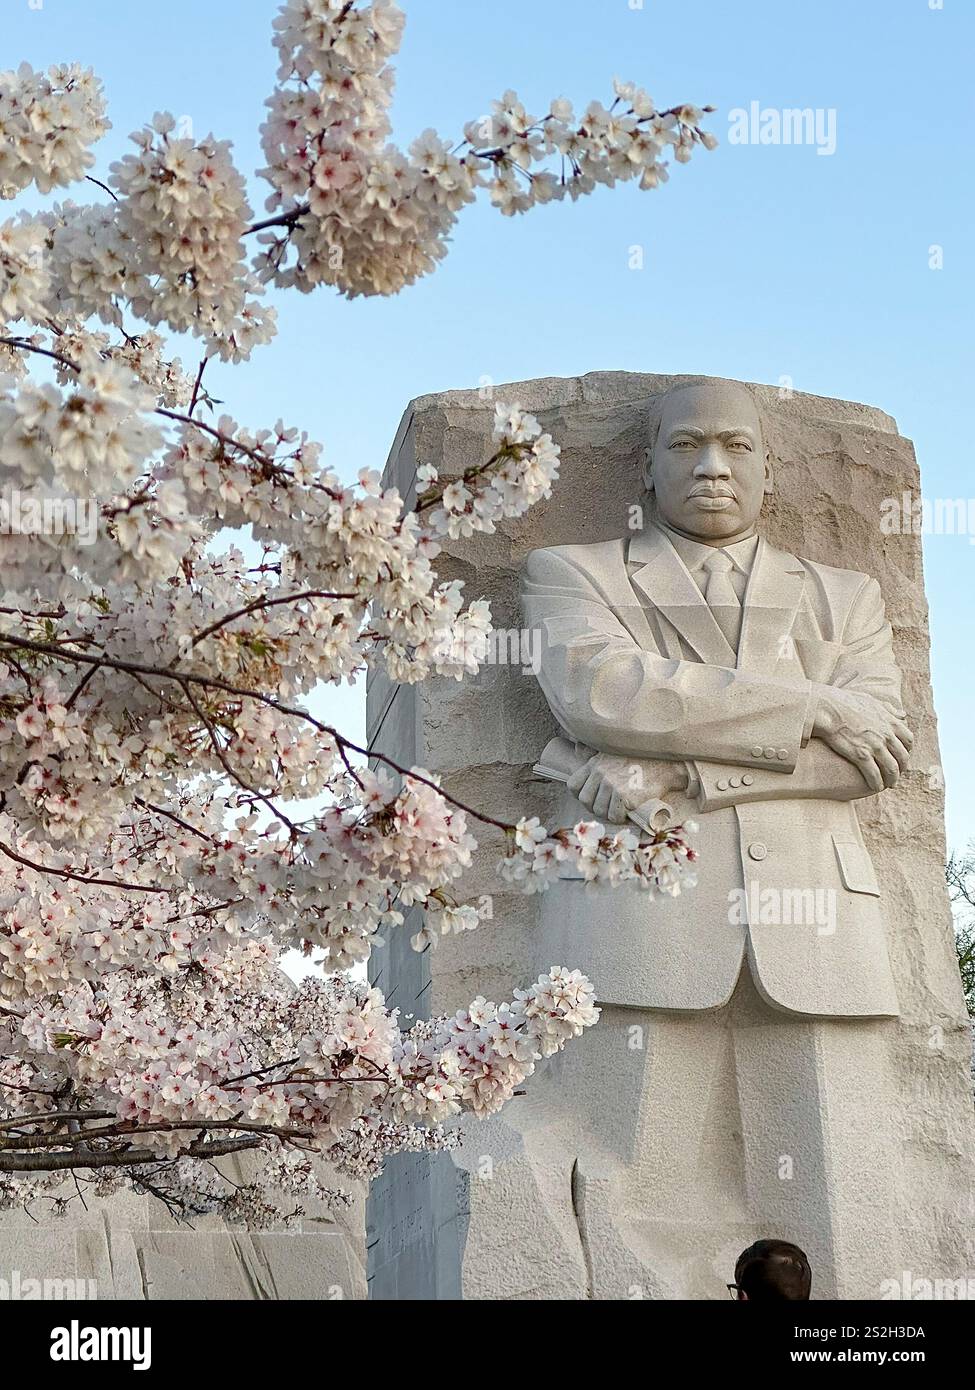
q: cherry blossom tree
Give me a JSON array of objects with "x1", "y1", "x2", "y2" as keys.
[{"x1": 0, "y1": 0, "x2": 705, "y2": 1225}]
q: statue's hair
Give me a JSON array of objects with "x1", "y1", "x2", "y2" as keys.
[{"x1": 647, "y1": 378, "x2": 763, "y2": 458}]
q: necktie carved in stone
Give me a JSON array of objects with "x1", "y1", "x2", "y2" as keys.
[{"x1": 702, "y1": 548, "x2": 742, "y2": 652}]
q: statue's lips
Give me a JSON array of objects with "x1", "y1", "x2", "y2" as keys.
[{"x1": 689, "y1": 494, "x2": 736, "y2": 510}]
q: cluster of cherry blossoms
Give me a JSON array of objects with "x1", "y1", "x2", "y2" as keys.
[
  {"x1": 0, "y1": 952, "x2": 598, "y2": 1221},
  {"x1": 392, "y1": 969, "x2": 600, "y2": 1121},
  {"x1": 0, "y1": 62, "x2": 109, "y2": 199},
  {"x1": 417, "y1": 403, "x2": 562, "y2": 542},
  {"x1": 0, "y1": 0, "x2": 709, "y2": 1220},
  {"x1": 0, "y1": 215, "x2": 50, "y2": 326},
  {"x1": 110, "y1": 117, "x2": 277, "y2": 358},
  {"x1": 255, "y1": 0, "x2": 714, "y2": 297},
  {"x1": 501, "y1": 816, "x2": 699, "y2": 896}
]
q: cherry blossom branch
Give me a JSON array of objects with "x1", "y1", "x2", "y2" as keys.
[
  {"x1": 0, "y1": 836, "x2": 171, "y2": 894},
  {"x1": 187, "y1": 355, "x2": 208, "y2": 415},
  {"x1": 0, "y1": 632, "x2": 515, "y2": 834},
  {"x1": 0, "y1": 1136, "x2": 258, "y2": 1173},
  {"x1": 189, "y1": 589, "x2": 358, "y2": 647},
  {"x1": 0, "y1": 336, "x2": 325, "y2": 480},
  {"x1": 132, "y1": 798, "x2": 216, "y2": 844},
  {"x1": 245, "y1": 205, "x2": 310, "y2": 236},
  {"x1": 0, "y1": 1109, "x2": 114, "y2": 1132},
  {"x1": 0, "y1": 1119, "x2": 317, "y2": 1152},
  {"x1": 175, "y1": 673, "x2": 299, "y2": 836}
]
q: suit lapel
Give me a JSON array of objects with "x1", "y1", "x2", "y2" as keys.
[
  {"x1": 628, "y1": 526, "x2": 738, "y2": 667},
  {"x1": 736, "y1": 538, "x2": 807, "y2": 674},
  {"x1": 580, "y1": 539, "x2": 658, "y2": 651}
]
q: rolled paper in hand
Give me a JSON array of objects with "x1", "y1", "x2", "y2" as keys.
[{"x1": 628, "y1": 798, "x2": 673, "y2": 834}]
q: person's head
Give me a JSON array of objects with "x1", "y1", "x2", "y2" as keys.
[
  {"x1": 644, "y1": 380, "x2": 772, "y2": 545},
  {"x1": 731, "y1": 1240, "x2": 812, "y2": 1301}
]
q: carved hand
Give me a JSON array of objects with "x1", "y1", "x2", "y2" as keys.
[
  {"x1": 810, "y1": 684, "x2": 913, "y2": 792},
  {"x1": 566, "y1": 753, "x2": 689, "y2": 824}
]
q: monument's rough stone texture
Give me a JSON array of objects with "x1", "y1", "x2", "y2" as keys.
[
  {"x1": 0, "y1": 1155, "x2": 366, "y2": 1300},
  {"x1": 367, "y1": 371, "x2": 975, "y2": 1300}
]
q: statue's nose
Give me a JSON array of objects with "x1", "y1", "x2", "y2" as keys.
[{"x1": 694, "y1": 445, "x2": 731, "y2": 478}]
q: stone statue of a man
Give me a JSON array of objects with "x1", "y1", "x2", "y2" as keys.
[{"x1": 520, "y1": 379, "x2": 915, "y2": 1297}]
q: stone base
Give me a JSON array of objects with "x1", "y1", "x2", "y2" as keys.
[
  {"x1": 0, "y1": 1156, "x2": 366, "y2": 1301},
  {"x1": 444, "y1": 972, "x2": 975, "y2": 1300}
]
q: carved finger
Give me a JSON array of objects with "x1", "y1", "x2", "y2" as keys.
[
  {"x1": 885, "y1": 733, "x2": 911, "y2": 772},
  {"x1": 607, "y1": 790, "x2": 627, "y2": 824},
  {"x1": 891, "y1": 718, "x2": 913, "y2": 749},
  {"x1": 576, "y1": 770, "x2": 602, "y2": 808},
  {"x1": 592, "y1": 779, "x2": 614, "y2": 820},
  {"x1": 566, "y1": 761, "x2": 595, "y2": 795},
  {"x1": 854, "y1": 751, "x2": 884, "y2": 794},
  {"x1": 872, "y1": 743, "x2": 900, "y2": 788}
]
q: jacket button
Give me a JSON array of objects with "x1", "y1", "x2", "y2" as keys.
[
  {"x1": 748, "y1": 841, "x2": 768, "y2": 861},
  {"x1": 741, "y1": 774, "x2": 754, "y2": 786},
  {"x1": 729, "y1": 775, "x2": 741, "y2": 788},
  {"x1": 751, "y1": 745, "x2": 764, "y2": 757},
  {"x1": 716, "y1": 779, "x2": 728, "y2": 791},
  {"x1": 763, "y1": 746, "x2": 776, "y2": 759},
  {"x1": 777, "y1": 748, "x2": 789, "y2": 760}
]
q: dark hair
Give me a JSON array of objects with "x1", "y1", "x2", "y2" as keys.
[{"x1": 735, "y1": 1240, "x2": 812, "y2": 1301}]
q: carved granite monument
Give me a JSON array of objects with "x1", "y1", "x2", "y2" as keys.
[{"x1": 367, "y1": 372, "x2": 975, "y2": 1300}]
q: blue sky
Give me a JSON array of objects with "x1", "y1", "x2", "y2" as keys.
[{"x1": 7, "y1": 0, "x2": 975, "y2": 850}]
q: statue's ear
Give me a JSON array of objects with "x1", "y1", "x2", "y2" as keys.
[
  {"x1": 763, "y1": 450, "x2": 774, "y2": 496},
  {"x1": 643, "y1": 444, "x2": 654, "y2": 491}
]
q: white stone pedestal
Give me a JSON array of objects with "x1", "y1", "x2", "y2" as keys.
[{"x1": 0, "y1": 1153, "x2": 366, "y2": 1300}]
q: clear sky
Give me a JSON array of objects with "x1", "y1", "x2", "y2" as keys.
[{"x1": 7, "y1": 0, "x2": 975, "y2": 851}]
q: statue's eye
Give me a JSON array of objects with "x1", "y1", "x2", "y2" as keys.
[
  {"x1": 728, "y1": 439, "x2": 752, "y2": 452},
  {"x1": 670, "y1": 438, "x2": 696, "y2": 449}
]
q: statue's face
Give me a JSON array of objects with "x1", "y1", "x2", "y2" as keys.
[{"x1": 647, "y1": 382, "x2": 771, "y2": 543}]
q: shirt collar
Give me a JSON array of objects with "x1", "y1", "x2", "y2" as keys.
[{"x1": 653, "y1": 522, "x2": 760, "y2": 577}]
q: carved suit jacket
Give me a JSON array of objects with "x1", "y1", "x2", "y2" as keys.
[{"x1": 521, "y1": 523, "x2": 902, "y2": 1017}]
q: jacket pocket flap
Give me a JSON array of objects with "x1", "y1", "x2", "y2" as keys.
[{"x1": 832, "y1": 835, "x2": 881, "y2": 896}]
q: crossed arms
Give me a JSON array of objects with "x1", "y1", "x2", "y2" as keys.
[{"x1": 522, "y1": 546, "x2": 913, "y2": 818}]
